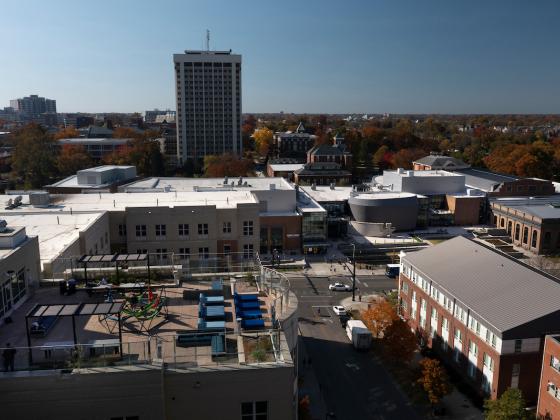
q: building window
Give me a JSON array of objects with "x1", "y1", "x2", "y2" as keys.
[
  {"x1": 179, "y1": 248, "x2": 190, "y2": 259},
  {"x1": 511, "y1": 364, "x2": 520, "y2": 389},
  {"x1": 178, "y1": 224, "x2": 189, "y2": 236},
  {"x1": 198, "y1": 247, "x2": 209, "y2": 259},
  {"x1": 243, "y1": 244, "x2": 254, "y2": 259},
  {"x1": 155, "y1": 224, "x2": 166, "y2": 237},
  {"x1": 507, "y1": 220, "x2": 512, "y2": 234},
  {"x1": 223, "y1": 222, "x2": 232, "y2": 234},
  {"x1": 454, "y1": 329, "x2": 462, "y2": 343},
  {"x1": 155, "y1": 248, "x2": 167, "y2": 261},
  {"x1": 198, "y1": 223, "x2": 209, "y2": 235},
  {"x1": 531, "y1": 230, "x2": 537, "y2": 248},
  {"x1": 402, "y1": 282, "x2": 409, "y2": 294},
  {"x1": 514, "y1": 224, "x2": 520, "y2": 241},
  {"x1": 119, "y1": 224, "x2": 127, "y2": 236},
  {"x1": 469, "y1": 340, "x2": 478, "y2": 357},
  {"x1": 243, "y1": 221, "x2": 254, "y2": 236},
  {"x1": 136, "y1": 225, "x2": 146, "y2": 237},
  {"x1": 241, "y1": 401, "x2": 268, "y2": 420},
  {"x1": 514, "y1": 339, "x2": 522, "y2": 353},
  {"x1": 551, "y1": 356, "x2": 560, "y2": 371},
  {"x1": 522, "y1": 226, "x2": 528, "y2": 244},
  {"x1": 483, "y1": 353, "x2": 494, "y2": 371},
  {"x1": 431, "y1": 308, "x2": 437, "y2": 320},
  {"x1": 136, "y1": 249, "x2": 147, "y2": 254}
]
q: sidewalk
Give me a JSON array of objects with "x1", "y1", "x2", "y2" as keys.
[{"x1": 297, "y1": 335, "x2": 329, "y2": 420}]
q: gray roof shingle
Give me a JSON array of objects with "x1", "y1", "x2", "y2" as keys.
[{"x1": 403, "y1": 236, "x2": 560, "y2": 336}]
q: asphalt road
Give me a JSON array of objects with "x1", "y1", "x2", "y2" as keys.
[{"x1": 288, "y1": 274, "x2": 421, "y2": 420}]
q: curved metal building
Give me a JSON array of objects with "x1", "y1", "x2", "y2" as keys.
[{"x1": 349, "y1": 192, "x2": 418, "y2": 231}]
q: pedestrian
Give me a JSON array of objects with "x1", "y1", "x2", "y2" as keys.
[
  {"x1": 3, "y1": 342, "x2": 16, "y2": 372},
  {"x1": 359, "y1": 294, "x2": 362, "y2": 302}
]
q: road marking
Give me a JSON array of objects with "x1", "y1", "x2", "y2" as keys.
[
  {"x1": 355, "y1": 278, "x2": 362, "y2": 285},
  {"x1": 346, "y1": 362, "x2": 360, "y2": 371},
  {"x1": 362, "y1": 282, "x2": 369, "y2": 287}
]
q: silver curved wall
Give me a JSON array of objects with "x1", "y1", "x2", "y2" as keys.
[{"x1": 349, "y1": 194, "x2": 418, "y2": 231}]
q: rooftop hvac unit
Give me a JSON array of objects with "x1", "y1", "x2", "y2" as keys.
[
  {"x1": 29, "y1": 191, "x2": 50, "y2": 206},
  {"x1": 270, "y1": 183, "x2": 276, "y2": 191},
  {"x1": 14, "y1": 195, "x2": 22, "y2": 205},
  {"x1": 0, "y1": 219, "x2": 7, "y2": 233},
  {"x1": 330, "y1": 183, "x2": 335, "y2": 190}
]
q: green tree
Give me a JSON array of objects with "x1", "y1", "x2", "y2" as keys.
[
  {"x1": 484, "y1": 388, "x2": 528, "y2": 420},
  {"x1": 417, "y1": 358, "x2": 451, "y2": 405},
  {"x1": 12, "y1": 124, "x2": 58, "y2": 188}
]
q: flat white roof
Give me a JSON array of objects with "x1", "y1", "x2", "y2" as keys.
[
  {"x1": 80, "y1": 165, "x2": 135, "y2": 173},
  {"x1": 47, "y1": 175, "x2": 107, "y2": 189},
  {"x1": 268, "y1": 164, "x2": 305, "y2": 172},
  {"x1": 386, "y1": 169, "x2": 462, "y2": 178},
  {"x1": 120, "y1": 177, "x2": 294, "y2": 192},
  {"x1": 0, "y1": 212, "x2": 104, "y2": 268},
  {"x1": 353, "y1": 192, "x2": 416, "y2": 200},
  {"x1": 299, "y1": 185, "x2": 352, "y2": 202}
]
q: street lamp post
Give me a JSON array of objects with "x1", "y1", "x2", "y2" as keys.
[{"x1": 351, "y1": 243, "x2": 356, "y2": 302}]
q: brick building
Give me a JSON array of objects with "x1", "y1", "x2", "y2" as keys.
[
  {"x1": 398, "y1": 237, "x2": 560, "y2": 403},
  {"x1": 538, "y1": 335, "x2": 560, "y2": 419},
  {"x1": 490, "y1": 197, "x2": 560, "y2": 255}
]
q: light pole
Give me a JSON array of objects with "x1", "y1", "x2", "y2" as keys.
[{"x1": 351, "y1": 243, "x2": 356, "y2": 302}]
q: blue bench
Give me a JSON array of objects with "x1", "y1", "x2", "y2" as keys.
[
  {"x1": 234, "y1": 293, "x2": 258, "y2": 302},
  {"x1": 30, "y1": 316, "x2": 58, "y2": 336},
  {"x1": 237, "y1": 309, "x2": 262, "y2": 319},
  {"x1": 200, "y1": 293, "x2": 224, "y2": 306},
  {"x1": 176, "y1": 332, "x2": 215, "y2": 347},
  {"x1": 235, "y1": 300, "x2": 260, "y2": 310},
  {"x1": 241, "y1": 318, "x2": 265, "y2": 329},
  {"x1": 211, "y1": 335, "x2": 225, "y2": 356},
  {"x1": 202, "y1": 305, "x2": 225, "y2": 320},
  {"x1": 197, "y1": 319, "x2": 226, "y2": 331}
]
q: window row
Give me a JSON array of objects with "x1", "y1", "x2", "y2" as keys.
[{"x1": 125, "y1": 222, "x2": 255, "y2": 238}]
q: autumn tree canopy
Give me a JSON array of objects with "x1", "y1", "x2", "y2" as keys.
[
  {"x1": 382, "y1": 318, "x2": 417, "y2": 364},
  {"x1": 252, "y1": 128, "x2": 273, "y2": 157},
  {"x1": 57, "y1": 145, "x2": 93, "y2": 176},
  {"x1": 53, "y1": 127, "x2": 79, "y2": 140},
  {"x1": 361, "y1": 300, "x2": 398, "y2": 338},
  {"x1": 12, "y1": 124, "x2": 58, "y2": 188},
  {"x1": 203, "y1": 153, "x2": 254, "y2": 177},
  {"x1": 417, "y1": 358, "x2": 451, "y2": 405}
]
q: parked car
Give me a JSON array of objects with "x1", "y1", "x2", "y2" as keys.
[
  {"x1": 332, "y1": 305, "x2": 347, "y2": 315},
  {"x1": 329, "y1": 282, "x2": 351, "y2": 291}
]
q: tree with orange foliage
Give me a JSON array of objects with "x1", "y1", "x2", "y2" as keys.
[
  {"x1": 382, "y1": 318, "x2": 417, "y2": 364},
  {"x1": 57, "y1": 145, "x2": 93, "y2": 176},
  {"x1": 203, "y1": 153, "x2": 254, "y2": 178},
  {"x1": 417, "y1": 358, "x2": 451, "y2": 406},
  {"x1": 361, "y1": 300, "x2": 398, "y2": 338},
  {"x1": 53, "y1": 127, "x2": 79, "y2": 140},
  {"x1": 390, "y1": 148, "x2": 426, "y2": 170},
  {"x1": 252, "y1": 128, "x2": 273, "y2": 157}
]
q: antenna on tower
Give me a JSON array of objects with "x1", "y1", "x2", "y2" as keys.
[{"x1": 206, "y1": 29, "x2": 210, "y2": 51}]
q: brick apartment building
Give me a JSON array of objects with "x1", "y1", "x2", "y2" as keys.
[
  {"x1": 398, "y1": 236, "x2": 560, "y2": 403},
  {"x1": 538, "y1": 335, "x2": 560, "y2": 419}
]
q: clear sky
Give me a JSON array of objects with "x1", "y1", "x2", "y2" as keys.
[{"x1": 1, "y1": 0, "x2": 559, "y2": 114}]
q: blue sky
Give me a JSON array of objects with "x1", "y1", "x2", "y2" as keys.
[{"x1": 1, "y1": 0, "x2": 559, "y2": 114}]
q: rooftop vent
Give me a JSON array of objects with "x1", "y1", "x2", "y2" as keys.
[
  {"x1": 270, "y1": 183, "x2": 276, "y2": 191},
  {"x1": 329, "y1": 183, "x2": 335, "y2": 190},
  {"x1": 311, "y1": 183, "x2": 316, "y2": 190},
  {"x1": 223, "y1": 176, "x2": 228, "y2": 185},
  {"x1": 0, "y1": 219, "x2": 7, "y2": 233},
  {"x1": 238, "y1": 177, "x2": 243, "y2": 186}
]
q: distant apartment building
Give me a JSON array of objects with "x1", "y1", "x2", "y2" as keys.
[
  {"x1": 490, "y1": 197, "x2": 560, "y2": 255},
  {"x1": 538, "y1": 335, "x2": 560, "y2": 419},
  {"x1": 145, "y1": 109, "x2": 175, "y2": 124},
  {"x1": 10, "y1": 94, "x2": 56, "y2": 120},
  {"x1": 399, "y1": 237, "x2": 560, "y2": 403},
  {"x1": 174, "y1": 50, "x2": 242, "y2": 163}
]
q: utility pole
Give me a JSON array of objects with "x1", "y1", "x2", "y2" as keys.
[{"x1": 351, "y1": 243, "x2": 356, "y2": 302}]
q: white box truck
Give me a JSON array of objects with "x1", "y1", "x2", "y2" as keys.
[{"x1": 346, "y1": 320, "x2": 372, "y2": 350}]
